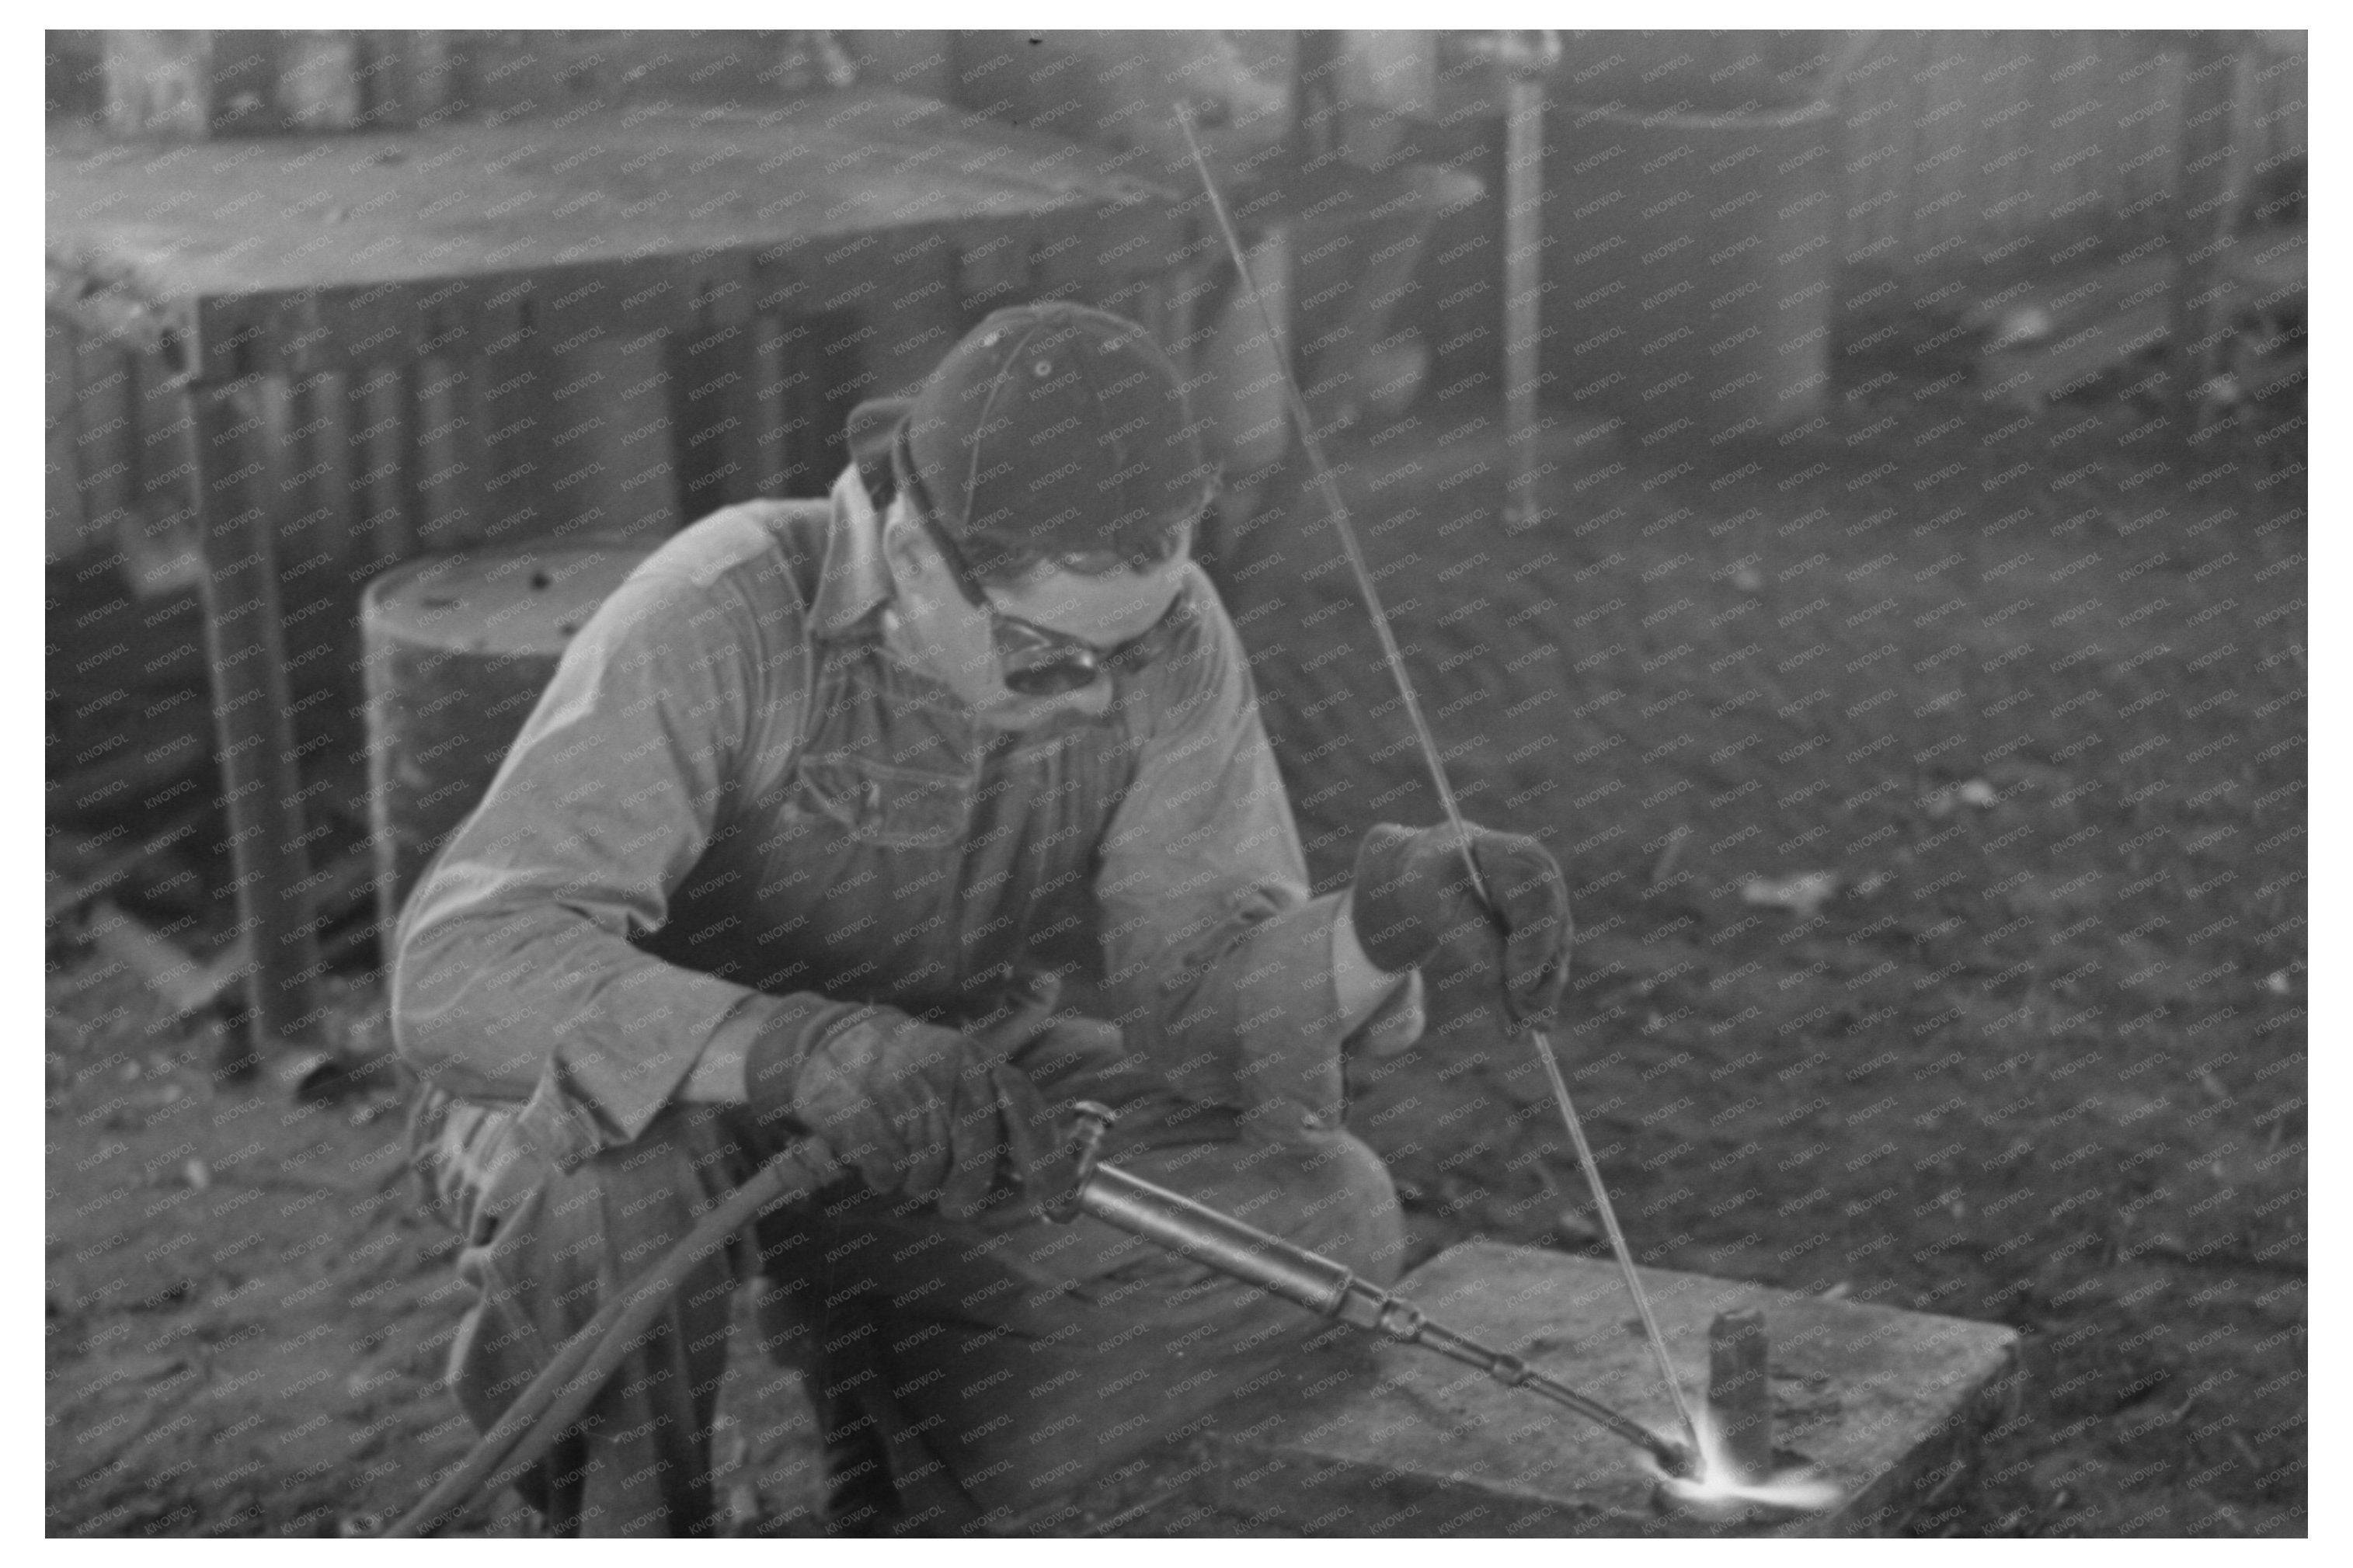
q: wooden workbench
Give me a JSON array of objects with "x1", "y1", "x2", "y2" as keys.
[{"x1": 47, "y1": 89, "x2": 1187, "y2": 1065}]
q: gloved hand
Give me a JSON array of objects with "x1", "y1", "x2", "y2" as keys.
[
  {"x1": 1351, "y1": 821, "x2": 1573, "y2": 1025},
  {"x1": 745, "y1": 1001, "x2": 1077, "y2": 1221}
]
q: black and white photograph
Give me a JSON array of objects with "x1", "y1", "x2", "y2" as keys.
[{"x1": 40, "y1": 16, "x2": 2313, "y2": 1540}]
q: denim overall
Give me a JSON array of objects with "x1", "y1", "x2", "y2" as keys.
[{"x1": 416, "y1": 503, "x2": 1401, "y2": 1535}]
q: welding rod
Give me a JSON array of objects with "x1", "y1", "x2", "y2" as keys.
[
  {"x1": 1069, "y1": 1107, "x2": 1692, "y2": 1473},
  {"x1": 1175, "y1": 99, "x2": 1704, "y2": 1462}
]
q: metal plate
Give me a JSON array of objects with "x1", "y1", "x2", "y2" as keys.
[{"x1": 1213, "y1": 1241, "x2": 2020, "y2": 1536}]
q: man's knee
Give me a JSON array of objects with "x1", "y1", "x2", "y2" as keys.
[
  {"x1": 1162, "y1": 1123, "x2": 1403, "y2": 1284},
  {"x1": 1281, "y1": 1128, "x2": 1405, "y2": 1284}
]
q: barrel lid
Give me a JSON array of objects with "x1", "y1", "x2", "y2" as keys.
[{"x1": 363, "y1": 543, "x2": 654, "y2": 658}]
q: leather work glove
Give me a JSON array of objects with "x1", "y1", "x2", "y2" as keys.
[
  {"x1": 1351, "y1": 822, "x2": 1573, "y2": 1026},
  {"x1": 745, "y1": 1001, "x2": 1078, "y2": 1222}
]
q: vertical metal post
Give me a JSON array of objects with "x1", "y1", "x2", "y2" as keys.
[
  {"x1": 1707, "y1": 1308, "x2": 1773, "y2": 1486},
  {"x1": 2170, "y1": 33, "x2": 2255, "y2": 414},
  {"x1": 1502, "y1": 68, "x2": 1545, "y2": 530},
  {"x1": 185, "y1": 377, "x2": 320, "y2": 1072}
]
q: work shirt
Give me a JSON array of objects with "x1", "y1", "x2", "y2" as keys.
[{"x1": 392, "y1": 460, "x2": 1418, "y2": 1161}]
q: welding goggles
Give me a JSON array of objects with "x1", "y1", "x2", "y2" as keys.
[{"x1": 893, "y1": 424, "x2": 1199, "y2": 697}]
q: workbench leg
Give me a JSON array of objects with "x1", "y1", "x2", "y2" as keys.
[
  {"x1": 385, "y1": 362, "x2": 428, "y2": 562},
  {"x1": 186, "y1": 377, "x2": 321, "y2": 1074},
  {"x1": 1502, "y1": 73, "x2": 1546, "y2": 532}
]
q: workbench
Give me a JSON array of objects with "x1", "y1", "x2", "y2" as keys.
[{"x1": 47, "y1": 88, "x2": 1187, "y2": 1062}]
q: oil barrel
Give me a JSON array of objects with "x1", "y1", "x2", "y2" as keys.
[{"x1": 360, "y1": 541, "x2": 651, "y2": 944}]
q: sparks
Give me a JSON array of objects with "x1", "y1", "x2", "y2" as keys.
[{"x1": 1648, "y1": 1401, "x2": 1842, "y2": 1521}]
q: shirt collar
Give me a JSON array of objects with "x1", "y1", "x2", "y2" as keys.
[{"x1": 810, "y1": 461, "x2": 895, "y2": 638}]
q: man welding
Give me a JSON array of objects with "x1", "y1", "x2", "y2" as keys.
[{"x1": 392, "y1": 302, "x2": 1572, "y2": 1536}]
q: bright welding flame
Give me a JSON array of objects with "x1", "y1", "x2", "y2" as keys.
[{"x1": 1649, "y1": 1401, "x2": 1842, "y2": 1516}]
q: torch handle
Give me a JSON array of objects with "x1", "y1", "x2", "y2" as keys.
[{"x1": 1078, "y1": 1159, "x2": 1366, "y2": 1322}]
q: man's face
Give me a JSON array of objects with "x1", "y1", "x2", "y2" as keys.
[{"x1": 882, "y1": 496, "x2": 1192, "y2": 731}]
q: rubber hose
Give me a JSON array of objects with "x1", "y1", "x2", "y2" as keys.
[{"x1": 382, "y1": 1138, "x2": 838, "y2": 1537}]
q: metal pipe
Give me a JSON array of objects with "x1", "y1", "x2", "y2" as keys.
[{"x1": 1496, "y1": 36, "x2": 1558, "y2": 530}]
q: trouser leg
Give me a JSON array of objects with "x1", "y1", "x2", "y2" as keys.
[
  {"x1": 439, "y1": 1101, "x2": 753, "y2": 1537},
  {"x1": 749, "y1": 1188, "x2": 985, "y2": 1535}
]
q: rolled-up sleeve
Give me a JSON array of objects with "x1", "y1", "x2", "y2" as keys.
[
  {"x1": 390, "y1": 561, "x2": 806, "y2": 1148},
  {"x1": 1095, "y1": 575, "x2": 1363, "y2": 1115}
]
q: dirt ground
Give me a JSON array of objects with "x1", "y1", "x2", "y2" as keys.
[{"x1": 45, "y1": 366, "x2": 2305, "y2": 1535}]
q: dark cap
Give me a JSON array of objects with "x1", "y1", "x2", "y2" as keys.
[{"x1": 889, "y1": 303, "x2": 1213, "y2": 579}]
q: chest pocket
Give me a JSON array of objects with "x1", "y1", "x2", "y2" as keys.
[{"x1": 793, "y1": 753, "x2": 973, "y2": 850}]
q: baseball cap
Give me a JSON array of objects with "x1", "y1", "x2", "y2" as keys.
[{"x1": 884, "y1": 303, "x2": 1217, "y2": 579}]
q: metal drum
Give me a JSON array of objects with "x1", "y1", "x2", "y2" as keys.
[{"x1": 360, "y1": 541, "x2": 652, "y2": 944}]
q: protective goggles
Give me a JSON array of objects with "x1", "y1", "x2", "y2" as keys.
[{"x1": 895, "y1": 428, "x2": 1196, "y2": 697}]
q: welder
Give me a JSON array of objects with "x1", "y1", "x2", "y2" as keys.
[{"x1": 391, "y1": 301, "x2": 1572, "y2": 1536}]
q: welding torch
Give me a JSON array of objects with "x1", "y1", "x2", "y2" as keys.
[{"x1": 1060, "y1": 1102, "x2": 1694, "y2": 1476}]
